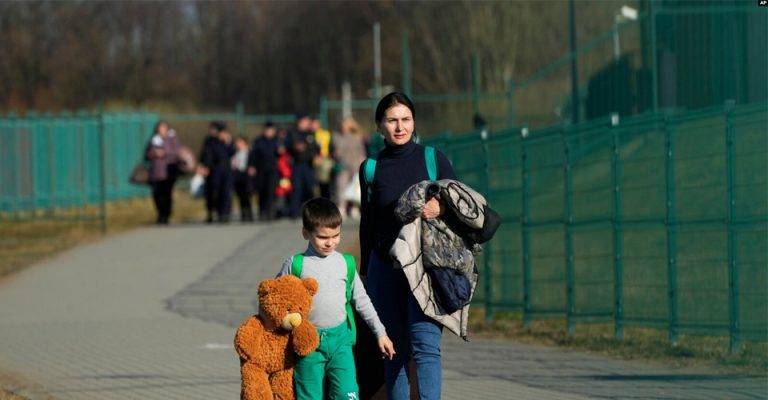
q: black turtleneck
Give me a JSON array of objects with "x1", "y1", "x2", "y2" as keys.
[{"x1": 358, "y1": 138, "x2": 457, "y2": 274}]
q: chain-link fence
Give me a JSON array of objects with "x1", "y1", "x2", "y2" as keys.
[{"x1": 424, "y1": 100, "x2": 767, "y2": 351}]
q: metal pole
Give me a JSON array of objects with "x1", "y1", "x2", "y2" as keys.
[
  {"x1": 507, "y1": 78, "x2": 515, "y2": 128},
  {"x1": 568, "y1": 0, "x2": 580, "y2": 124},
  {"x1": 611, "y1": 116, "x2": 624, "y2": 340},
  {"x1": 613, "y1": 16, "x2": 621, "y2": 62},
  {"x1": 342, "y1": 81, "x2": 352, "y2": 120},
  {"x1": 649, "y1": 0, "x2": 659, "y2": 112},
  {"x1": 401, "y1": 31, "x2": 411, "y2": 97},
  {"x1": 725, "y1": 100, "x2": 740, "y2": 354},
  {"x1": 319, "y1": 96, "x2": 329, "y2": 133},
  {"x1": 480, "y1": 129, "x2": 493, "y2": 322},
  {"x1": 236, "y1": 101, "x2": 245, "y2": 137},
  {"x1": 97, "y1": 107, "x2": 108, "y2": 234},
  {"x1": 373, "y1": 22, "x2": 382, "y2": 99},
  {"x1": 472, "y1": 53, "x2": 481, "y2": 118},
  {"x1": 664, "y1": 115, "x2": 678, "y2": 345},
  {"x1": 521, "y1": 126, "x2": 532, "y2": 327},
  {"x1": 563, "y1": 125, "x2": 575, "y2": 336}
]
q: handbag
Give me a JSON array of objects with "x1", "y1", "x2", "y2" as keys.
[{"x1": 129, "y1": 163, "x2": 150, "y2": 185}]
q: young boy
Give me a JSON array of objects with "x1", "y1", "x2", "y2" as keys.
[{"x1": 277, "y1": 197, "x2": 395, "y2": 400}]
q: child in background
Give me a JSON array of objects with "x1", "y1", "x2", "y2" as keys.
[{"x1": 232, "y1": 136, "x2": 253, "y2": 222}]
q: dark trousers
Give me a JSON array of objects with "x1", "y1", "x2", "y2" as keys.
[
  {"x1": 255, "y1": 168, "x2": 278, "y2": 219},
  {"x1": 151, "y1": 178, "x2": 175, "y2": 224},
  {"x1": 204, "y1": 175, "x2": 217, "y2": 222},
  {"x1": 233, "y1": 171, "x2": 253, "y2": 222},
  {"x1": 289, "y1": 164, "x2": 316, "y2": 218},
  {"x1": 207, "y1": 168, "x2": 233, "y2": 222}
]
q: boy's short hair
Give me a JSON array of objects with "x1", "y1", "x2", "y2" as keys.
[{"x1": 302, "y1": 198, "x2": 342, "y2": 232}]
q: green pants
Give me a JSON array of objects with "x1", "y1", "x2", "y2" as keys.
[{"x1": 294, "y1": 322, "x2": 359, "y2": 400}]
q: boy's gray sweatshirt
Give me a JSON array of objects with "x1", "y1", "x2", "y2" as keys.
[{"x1": 277, "y1": 246, "x2": 387, "y2": 338}]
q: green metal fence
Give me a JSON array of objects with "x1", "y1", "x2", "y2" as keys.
[
  {"x1": 0, "y1": 111, "x2": 158, "y2": 227},
  {"x1": 424, "y1": 100, "x2": 767, "y2": 352}
]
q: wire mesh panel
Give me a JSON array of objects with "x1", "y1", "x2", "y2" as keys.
[
  {"x1": 525, "y1": 127, "x2": 566, "y2": 316},
  {"x1": 568, "y1": 122, "x2": 615, "y2": 321},
  {"x1": 0, "y1": 112, "x2": 157, "y2": 220},
  {"x1": 731, "y1": 104, "x2": 768, "y2": 341},
  {"x1": 486, "y1": 130, "x2": 524, "y2": 310}
]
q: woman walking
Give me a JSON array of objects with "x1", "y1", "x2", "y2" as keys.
[
  {"x1": 333, "y1": 117, "x2": 367, "y2": 219},
  {"x1": 359, "y1": 92, "x2": 456, "y2": 400},
  {"x1": 145, "y1": 121, "x2": 181, "y2": 224}
]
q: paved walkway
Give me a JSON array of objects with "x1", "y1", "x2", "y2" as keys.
[{"x1": 0, "y1": 221, "x2": 765, "y2": 399}]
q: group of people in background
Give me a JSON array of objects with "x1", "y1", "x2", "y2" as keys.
[{"x1": 196, "y1": 113, "x2": 373, "y2": 224}]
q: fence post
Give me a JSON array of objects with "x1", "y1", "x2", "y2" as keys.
[
  {"x1": 520, "y1": 126, "x2": 532, "y2": 328},
  {"x1": 97, "y1": 107, "x2": 108, "y2": 234},
  {"x1": 236, "y1": 101, "x2": 245, "y2": 137},
  {"x1": 724, "y1": 100, "x2": 740, "y2": 354},
  {"x1": 507, "y1": 80, "x2": 515, "y2": 128},
  {"x1": 319, "y1": 96, "x2": 329, "y2": 132},
  {"x1": 12, "y1": 114, "x2": 22, "y2": 221},
  {"x1": 563, "y1": 124, "x2": 575, "y2": 336},
  {"x1": 611, "y1": 114, "x2": 624, "y2": 340},
  {"x1": 472, "y1": 53, "x2": 481, "y2": 118},
  {"x1": 480, "y1": 128, "x2": 493, "y2": 322},
  {"x1": 47, "y1": 115, "x2": 56, "y2": 217},
  {"x1": 664, "y1": 115, "x2": 678, "y2": 345},
  {"x1": 649, "y1": 1, "x2": 659, "y2": 112},
  {"x1": 27, "y1": 112, "x2": 38, "y2": 218},
  {"x1": 401, "y1": 31, "x2": 411, "y2": 97}
]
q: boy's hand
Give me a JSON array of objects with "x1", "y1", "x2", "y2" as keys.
[{"x1": 378, "y1": 335, "x2": 396, "y2": 360}]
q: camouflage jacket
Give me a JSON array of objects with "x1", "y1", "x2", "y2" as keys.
[{"x1": 390, "y1": 179, "x2": 488, "y2": 340}]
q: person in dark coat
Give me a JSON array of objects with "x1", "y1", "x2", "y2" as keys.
[
  {"x1": 209, "y1": 129, "x2": 236, "y2": 223},
  {"x1": 145, "y1": 121, "x2": 181, "y2": 225},
  {"x1": 248, "y1": 122, "x2": 281, "y2": 220},
  {"x1": 286, "y1": 113, "x2": 319, "y2": 218},
  {"x1": 199, "y1": 120, "x2": 227, "y2": 223}
]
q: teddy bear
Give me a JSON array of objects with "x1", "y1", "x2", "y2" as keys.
[{"x1": 235, "y1": 275, "x2": 320, "y2": 400}]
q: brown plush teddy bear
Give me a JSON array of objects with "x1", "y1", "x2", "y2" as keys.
[{"x1": 235, "y1": 275, "x2": 320, "y2": 400}]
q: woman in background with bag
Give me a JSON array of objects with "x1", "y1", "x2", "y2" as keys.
[
  {"x1": 145, "y1": 121, "x2": 181, "y2": 225},
  {"x1": 333, "y1": 117, "x2": 367, "y2": 219}
]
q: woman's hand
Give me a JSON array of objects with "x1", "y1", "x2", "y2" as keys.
[
  {"x1": 378, "y1": 335, "x2": 396, "y2": 360},
  {"x1": 421, "y1": 197, "x2": 443, "y2": 219}
]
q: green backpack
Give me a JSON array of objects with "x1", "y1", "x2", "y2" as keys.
[
  {"x1": 291, "y1": 252, "x2": 358, "y2": 344},
  {"x1": 363, "y1": 145, "x2": 438, "y2": 202}
]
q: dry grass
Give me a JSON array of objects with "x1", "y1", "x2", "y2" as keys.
[
  {"x1": 0, "y1": 191, "x2": 204, "y2": 279},
  {"x1": 469, "y1": 309, "x2": 768, "y2": 374},
  {"x1": 0, "y1": 390, "x2": 25, "y2": 400}
]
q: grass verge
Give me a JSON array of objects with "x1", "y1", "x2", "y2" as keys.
[
  {"x1": 469, "y1": 309, "x2": 767, "y2": 374},
  {"x1": 0, "y1": 390, "x2": 25, "y2": 400}
]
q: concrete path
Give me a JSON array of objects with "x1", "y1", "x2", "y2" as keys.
[{"x1": 0, "y1": 220, "x2": 765, "y2": 399}]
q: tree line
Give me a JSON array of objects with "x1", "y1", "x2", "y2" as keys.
[{"x1": 0, "y1": 1, "x2": 619, "y2": 114}]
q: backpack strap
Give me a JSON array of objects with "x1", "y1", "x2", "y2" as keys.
[
  {"x1": 342, "y1": 253, "x2": 358, "y2": 344},
  {"x1": 425, "y1": 146, "x2": 437, "y2": 181},
  {"x1": 363, "y1": 157, "x2": 377, "y2": 202},
  {"x1": 291, "y1": 253, "x2": 304, "y2": 277},
  {"x1": 364, "y1": 146, "x2": 437, "y2": 202}
]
